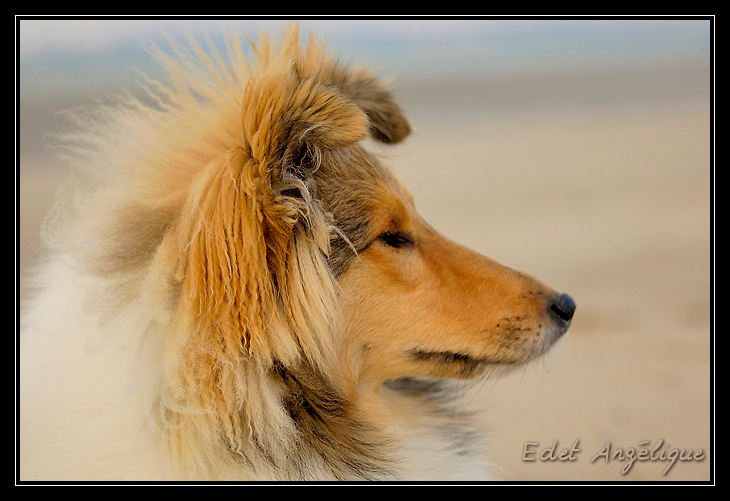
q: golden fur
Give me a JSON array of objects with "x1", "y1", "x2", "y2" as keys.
[{"x1": 20, "y1": 24, "x2": 574, "y2": 481}]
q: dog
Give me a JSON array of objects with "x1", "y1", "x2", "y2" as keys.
[{"x1": 19, "y1": 24, "x2": 575, "y2": 481}]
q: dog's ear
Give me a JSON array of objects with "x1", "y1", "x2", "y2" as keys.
[
  {"x1": 332, "y1": 67, "x2": 412, "y2": 144},
  {"x1": 294, "y1": 55, "x2": 411, "y2": 145},
  {"x1": 243, "y1": 68, "x2": 370, "y2": 175},
  {"x1": 281, "y1": 26, "x2": 411, "y2": 145}
]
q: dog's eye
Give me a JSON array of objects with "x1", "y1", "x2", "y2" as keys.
[{"x1": 379, "y1": 231, "x2": 412, "y2": 249}]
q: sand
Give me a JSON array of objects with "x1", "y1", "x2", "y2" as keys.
[{"x1": 17, "y1": 62, "x2": 712, "y2": 482}]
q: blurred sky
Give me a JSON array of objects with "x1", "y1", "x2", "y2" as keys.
[{"x1": 18, "y1": 18, "x2": 711, "y2": 99}]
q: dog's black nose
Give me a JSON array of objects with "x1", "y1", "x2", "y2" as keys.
[{"x1": 549, "y1": 293, "x2": 576, "y2": 324}]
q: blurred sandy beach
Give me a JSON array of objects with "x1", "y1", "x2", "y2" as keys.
[{"x1": 18, "y1": 19, "x2": 712, "y2": 483}]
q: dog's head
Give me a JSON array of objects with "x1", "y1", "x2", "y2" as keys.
[
  {"x1": 168, "y1": 26, "x2": 574, "y2": 391},
  {"x1": 138, "y1": 26, "x2": 575, "y2": 476}
]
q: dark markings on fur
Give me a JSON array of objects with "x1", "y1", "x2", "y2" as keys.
[
  {"x1": 270, "y1": 360, "x2": 398, "y2": 480},
  {"x1": 93, "y1": 203, "x2": 177, "y2": 276},
  {"x1": 327, "y1": 218, "x2": 371, "y2": 277},
  {"x1": 384, "y1": 377, "x2": 447, "y2": 396},
  {"x1": 384, "y1": 377, "x2": 484, "y2": 459}
]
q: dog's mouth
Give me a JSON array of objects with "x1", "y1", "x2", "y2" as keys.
[
  {"x1": 406, "y1": 348, "x2": 504, "y2": 377},
  {"x1": 406, "y1": 333, "x2": 563, "y2": 376}
]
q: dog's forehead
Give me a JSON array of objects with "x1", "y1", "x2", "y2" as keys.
[{"x1": 315, "y1": 145, "x2": 407, "y2": 210}]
